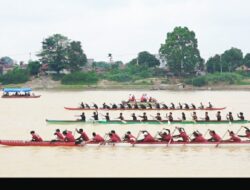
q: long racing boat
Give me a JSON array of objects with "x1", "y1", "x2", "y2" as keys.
[
  {"x1": 45, "y1": 119, "x2": 249, "y2": 125},
  {"x1": 1, "y1": 140, "x2": 250, "y2": 147},
  {"x1": 64, "y1": 107, "x2": 226, "y2": 111}
]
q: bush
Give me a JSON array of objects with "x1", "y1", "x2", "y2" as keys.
[
  {"x1": 192, "y1": 76, "x2": 207, "y2": 87},
  {"x1": 0, "y1": 68, "x2": 29, "y2": 84},
  {"x1": 61, "y1": 72, "x2": 99, "y2": 85},
  {"x1": 106, "y1": 73, "x2": 133, "y2": 82}
]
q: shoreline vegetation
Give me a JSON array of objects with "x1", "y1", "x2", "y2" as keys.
[{"x1": 1, "y1": 26, "x2": 250, "y2": 91}]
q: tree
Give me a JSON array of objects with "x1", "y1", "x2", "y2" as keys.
[
  {"x1": 206, "y1": 54, "x2": 221, "y2": 73},
  {"x1": 0, "y1": 56, "x2": 14, "y2": 65},
  {"x1": 159, "y1": 26, "x2": 203, "y2": 76},
  {"x1": 68, "y1": 41, "x2": 87, "y2": 72},
  {"x1": 38, "y1": 34, "x2": 70, "y2": 73},
  {"x1": 27, "y1": 60, "x2": 41, "y2": 76},
  {"x1": 137, "y1": 51, "x2": 160, "y2": 68},
  {"x1": 221, "y1": 47, "x2": 243, "y2": 72},
  {"x1": 244, "y1": 53, "x2": 250, "y2": 68}
]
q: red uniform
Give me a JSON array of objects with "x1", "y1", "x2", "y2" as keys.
[
  {"x1": 113, "y1": 134, "x2": 122, "y2": 142},
  {"x1": 32, "y1": 134, "x2": 43, "y2": 142},
  {"x1": 211, "y1": 133, "x2": 221, "y2": 142},
  {"x1": 110, "y1": 134, "x2": 120, "y2": 143},
  {"x1": 180, "y1": 132, "x2": 189, "y2": 142},
  {"x1": 193, "y1": 135, "x2": 207, "y2": 143},
  {"x1": 162, "y1": 134, "x2": 172, "y2": 142},
  {"x1": 230, "y1": 135, "x2": 241, "y2": 142},
  {"x1": 80, "y1": 132, "x2": 89, "y2": 141},
  {"x1": 128, "y1": 134, "x2": 136, "y2": 143},
  {"x1": 93, "y1": 135, "x2": 104, "y2": 143},
  {"x1": 143, "y1": 134, "x2": 156, "y2": 142},
  {"x1": 55, "y1": 132, "x2": 64, "y2": 141},
  {"x1": 246, "y1": 132, "x2": 250, "y2": 138},
  {"x1": 65, "y1": 133, "x2": 75, "y2": 142}
]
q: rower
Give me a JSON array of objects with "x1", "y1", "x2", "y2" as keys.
[
  {"x1": 105, "y1": 113, "x2": 110, "y2": 121},
  {"x1": 158, "y1": 129, "x2": 173, "y2": 143},
  {"x1": 191, "y1": 103, "x2": 196, "y2": 109},
  {"x1": 123, "y1": 131, "x2": 136, "y2": 143},
  {"x1": 93, "y1": 103, "x2": 98, "y2": 109},
  {"x1": 137, "y1": 131, "x2": 156, "y2": 143},
  {"x1": 237, "y1": 112, "x2": 245, "y2": 121},
  {"x1": 91, "y1": 132, "x2": 105, "y2": 143},
  {"x1": 223, "y1": 131, "x2": 241, "y2": 142},
  {"x1": 80, "y1": 112, "x2": 86, "y2": 122},
  {"x1": 156, "y1": 103, "x2": 161, "y2": 109},
  {"x1": 205, "y1": 112, "x2": 210, "y2": 121},
  {"x1": 110, "y1": 130, "x2": 122, "y2": 142},
  {"x1": 75, "y1": 129, "x2": 90, "y2": 144},
  {"x1": 119, "y1": 104, "x2": 125, "y2": 110},
  {"x1": 118, "y1": 113, "x2": 125, "y2": 121},
  {"x1": 184, "y1": 103, "x2": 190, "y2": 109},
  {"x1": 139, "y1": 112, "x2": 148, "y2": 122},
  {"x1": 140, "y1": 104, "x2": 147, "y2": 109},
  {"x1": 191, "y1": 131, "x2": 207, "y2": 143},
  {"x1": 63, "y1": 130, "x2": 75, "y2": 142},
  {"x1": 127, "y1": 103, "x2": 132, "y2": 109},
  {"x1": 216, "y1": 111, "x2": 222, "y2": 121},
  {"x1": 30, "y1": 131, "x2": 43, "y2": 142},
  {"x1": 227, "y1": 112, "x2": 234, "y2": 121},
  {"x1": 208, "y1": 102, "x2": 213, "y2": 109},
  {"x1": 92, "y1": 111, "x2": 99, "y2": 121},
  {"x1": 134, "y1": 103, "x2": 139, "y2": 109},
  {"x1": 103, "y1": 103, "x2": 107, "y2": 109},
  {"x1": 112, "y1": 104, "x2": 118, "y2": 109},
  {"x1": 131, "y1": 95, "x2": 136, "y2": 102},
  {"x1": 170, "y1": 103, "x2": 175, "y2": 109},
  {"x1": 80, "y1": 102, "x2": 85, "y2": 109},
  {"x1": 132, "y1": 113, "x2": 137, "y2": 121},
  {"x1": 207, "y1": 130, "x2": 221, "y2": 142},
  {"x1": 155, "y1": 113, "x2": 162, "y2": 121},
  {"x1": 192, "y1": 112, "x2": 198, "y2": 121},
  {"x1": 162, "y1": 104, "x2": 168, "y2": 109},
  {"x1": 173, "y1": 128, "x2": 189, "y2": 142},
  {"x1": 53, "y1": 129, "x2": 64, "y2": 142},
  {"x1": 238, "y1": 127, "x2": 250, "y2": 139},
  {"x1": 178, "y1": 103, "x2": 183, "y2": 110},
  {"x1": 182, "y1": 112, "x2": 186, "y2": 121},
  {"x1": 168, "y1": 112, "x2": 174, "y2": 122},
  {"x1": 148, "y1": 103, "x2": 153, "y2": 109},
  {"x1": 85, "y1": 104, "x2": 90, "y2": 109},
  {"x1": 199, "y1": 102, "x2": 204, "y2": 109}
]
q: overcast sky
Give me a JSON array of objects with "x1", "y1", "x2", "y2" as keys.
[{"x1": 0, "y1": 0, "x2": 250, "y2": 63}]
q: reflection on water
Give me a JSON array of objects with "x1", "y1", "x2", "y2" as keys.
[{"x1": 0, "y1": 90, "x2": 250, "y2": 177}]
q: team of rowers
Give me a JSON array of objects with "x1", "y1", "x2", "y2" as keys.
[
  {"x1": 80, "y1": 101, "x2": 215, "y2": 110},
  {"x1": 30, "y1": 126, "x2": 250, "y2": 144},
  {"x1": 76, "y1": 111, "x2": 245, "y2": 122}
]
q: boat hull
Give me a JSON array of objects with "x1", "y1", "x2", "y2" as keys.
[
  {"x1": 45, "y1": 119, "x2": 249, "y2": 125},
  {"x1": 1, "y1": 140, "x2": 250, "y2": 147},
  {"x1": 64, "y1": 107, "x2": 226, "y2": 111},
  {"x1": 2, "y1": 95, "x2": 41, "y2": 99}
]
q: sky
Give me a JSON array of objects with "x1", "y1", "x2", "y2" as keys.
[{"x1": 0, "y1": 0, "x2": 250, "y2": 63}]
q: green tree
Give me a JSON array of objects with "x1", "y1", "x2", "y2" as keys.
[
  {"x1": 68, "y1": 41, "x2": 87, "y2": 72},
  {"x1": 138, "y1": 51, "x2": 160, "y2": 68},
  {"x1": 206, "y1": 54, "x2": 221, "y2": 73},
  {"x1": 38, "y1": 34, "x2": 70, "y2": 73},
  {"x1": 0, "y1": 68, "x2": 29, "y2": 84},
  {"x1": 221, "y1": 47, "x2": 243, "y2": 72},
  {"x1": 27, "y1": 61, "x2": 41, "y2": 76},
  {"x1": 244, "y1": 53, "x2": 250, "y2": 67},
  {"x1": 159, "y1": 26, "x2": 203, "y2": 76}
]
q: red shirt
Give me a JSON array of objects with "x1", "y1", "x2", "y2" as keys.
[
  {"x1": 80, "y1": 132, "x2": 89, "y2": 141},
  {"x1": 211, "y1": 133, "x2": 222, "y2": 142},
  {"x1": 93, "y1": 135, "x2": 104, "y2": 143},
  {"x1": 32, "y1": 134, "x2": 43, "y2": 142},
  {"x1": 143, "y1": 134, "x2": 156, "y2": 142},
  {"x1": 113, "y1": 134, "x2": 121, "y2": 142},
  {"x1": 246, "y1": 132, "x2": 250, "y2": 138},
  {"x1": 230, "y1": 135, "x2": 241, "y2": 142},
  {"x1": 55, "y1": 132, "x2": 64, "y2": 141},
  {"x1": 110, "y1": 134, "x2": 120, "y2": 143},
  {"x1": 162, "y1": 134, "x2": 172, "y2": 142},
  {"x1": 128, "y1": 134, "x2": 136, "y2": 143},
  {"x1": 180, "y1": 132, "x2": 189, "y2": 142},
  {"x1": 193, "y1": 135, "x2": 207, "y2": 143},
  {"x1": 65, "y1": 133, "x2": 75, "y2": 142}
]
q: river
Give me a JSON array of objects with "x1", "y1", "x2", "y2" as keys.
[{"x1": 0, "y1": 90, "x2": 250, "y2": 177}]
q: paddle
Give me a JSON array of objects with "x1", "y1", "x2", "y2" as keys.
[
  {"x1": 215, "y1": 130, "x2": 229, "y2": 148},
  {"x1": 204, "y1": 129, "x2": 210, "y2": 138},
  {"x1": 136, "y1": 131, "x2": 142, "y2": 141},
  {"x1": 167, "y1": 127, "x2": 177, "y2": 147}
]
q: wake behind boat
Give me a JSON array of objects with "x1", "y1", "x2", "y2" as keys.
[
  {"x1": 45, "y1": 119, "x2": 249, "y2": 125},
  {"x1": 1, "y1": 140, "x2": 250, "y2": 147}
]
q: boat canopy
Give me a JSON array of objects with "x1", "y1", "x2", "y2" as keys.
[{"x1": 3, "y1": 88, "x2": 32, "y2": 93}]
